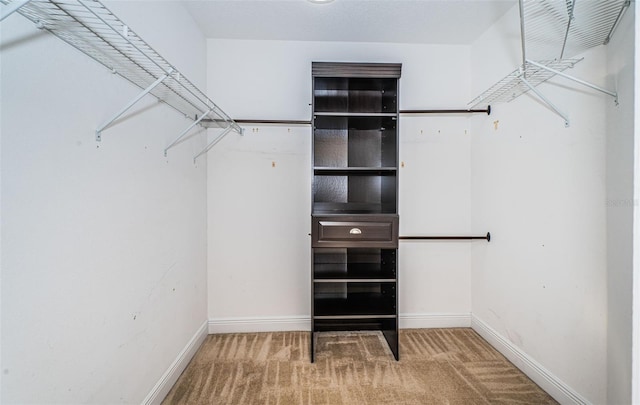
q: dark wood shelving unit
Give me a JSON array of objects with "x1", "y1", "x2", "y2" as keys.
[
  {"x1": 314, "y1": 290, "x2": 397, "y2": 317},
  {"x1": 311, "y1": 62, "x2": 401, "y2": 362},
  {"x1": 314, "y1": 248, "x2": 397, "y2": 281}
]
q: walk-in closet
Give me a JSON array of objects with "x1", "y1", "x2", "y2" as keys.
[{"x1": 1, "y1": 1, "x2": 637, "y2": 404}]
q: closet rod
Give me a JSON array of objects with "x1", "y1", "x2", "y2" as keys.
[
  {"x1": 235, "y1": 119, "x2": 312, "y2": 125},
  {"x1": 201, "y1": 119, "x2": 311, "y2": 127},
  {"x1": 400, "y1": 106, "x2": 491, "y2": 115},
  {"x1": 399, "y1": 232, "x2": 491, "y2": 242},
  {"x1": 201, "y1": 107, "x2": 492, "y2": 127}
]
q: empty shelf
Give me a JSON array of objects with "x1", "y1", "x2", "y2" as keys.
[
  {"x1": 522, "y1": 0, "x2": 629, "y2": 61},
  {"x1": 468, "y1": 0, "x2": 627, "y2": 121},
  {"x1": 3, "y1": 0, "x2": 241, "y2": 152},
  {"x1": 468, "y1": 58, "x2": 582, "y2": 107}
]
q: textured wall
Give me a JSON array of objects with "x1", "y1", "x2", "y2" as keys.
[{"x1": 1, "y1": 3, "x2": 209, "y2": 403}]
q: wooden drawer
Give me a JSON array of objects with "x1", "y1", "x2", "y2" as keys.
[{"x1": 312, "y1": 215, "x2": 398, "y2": 248}]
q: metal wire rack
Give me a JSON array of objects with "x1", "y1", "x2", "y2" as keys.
[
  {"x1": 469, "y1": 0, "x2": 629, "y2": 125},
  {"x1": 467, "y1": 58, "x2": 582, "y2": 107},
  {"x1": 522, "y1": 0, "x2": 630, "y2": 61},
  {"x1": 1, "y1": 0, "x2": 242, "y2": 161}
]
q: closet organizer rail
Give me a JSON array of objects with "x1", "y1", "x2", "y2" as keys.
[
  {"x1": 399, "y1": 232, "x2": 491, "y2": 242},
  {"x1": 200, "y1": 106, "x2": 492, "y2": 127},
  {"x1": 0, "y1": 0, "x2": 242, "y2": 161},
  {"x1": 399, "y1": 107, "x2": 491, "y2": 115}
]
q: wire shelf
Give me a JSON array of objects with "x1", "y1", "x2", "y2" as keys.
[
  {"x1": 523, "y1": 0, "x2": 629, "y2": 61},
  {"x1": 469, "y1": 0, "x2": 628, "y2": 111},
  {"x1": 2, "y1": 0, "x2": 241, "y2": 147},
  {"x1": 468, "y1": 58, "x2": 582, "y2": 107}
]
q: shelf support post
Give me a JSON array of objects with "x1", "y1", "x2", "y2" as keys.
[
  {"x1": 193, "y1": 125, "x2": 235, "y2": 163},
  {"x1": 164, "y1": 108, "x2": 213, "y2": 156},
  {"x1": 559, "y1": 0, "x2": 576, "y2": 59},
  {"x1": 0, "y1": 0, "x2": 32, "y2": 22},
  {"x1": 526, "y1": 59, "x2": 618, "y2": 104},
  {"x1": 95, "y1": 70, "x2": 173, "y2": 141},
  {"x1": 604, "y1": 0, "x2": 631, "y2": 45},
  {"x1": 519, "y1": 76, "x2": 570, "y2": 127},
  {"x1": 518, "y1": 0, "x2": 527, "y2": 78}
]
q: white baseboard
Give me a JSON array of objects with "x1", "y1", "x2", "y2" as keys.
[
  {"x1": 471, "y1": 315, "x2": 590, "y2": 405},
  {"x1": 208, "y1": 315, "x2": 310, "y2": 334},
  {"x1": 143, "y1": 320, "x2": 208, "y2": 405},
  {"x1": 400, "y1": 312, "x2": 471, "y2": 329},
  {"x1": 207, "y1": 313, "x2": 471, "y2": 334}
]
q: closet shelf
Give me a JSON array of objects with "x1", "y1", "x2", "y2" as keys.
[
  {"x1": 1, "y1": 0, "x2": 241, "y2": 160},
  {"x1": 468, "y1": 58, "x2": 582, "y2": 107},
  {"x1": 313, "y1": 167, "x2": 397, "y2": 175},
  {"x1": 469, "y1": 0, "x2": 629, "y2": 125},
  {"x1": 520, "y1": 0, "x2": 630, "y2": 60}
]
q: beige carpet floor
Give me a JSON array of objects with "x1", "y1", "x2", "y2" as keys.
[{"x1": 162, "y1": 328, "x2": 558, "y2": 404}]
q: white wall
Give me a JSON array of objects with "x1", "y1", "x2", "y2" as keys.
[
  {"x1": 634, "y1": 5, "x2": 640, "y2": 402},
  {"x1": 0, "y1": 9, "x2": 4, "y2": 397},
  {"x1": 206, "y1": 39, "x2": 475, "y2": 331},
  {"x1": 1, "y1": 3, "x2": 209, "y2": 403},
  {"x1": 606, "y1": 4, "x2": 635, "y2": 405},
  {"x1": 470, "y1": 4, "x2": 631, "y2": 404}
]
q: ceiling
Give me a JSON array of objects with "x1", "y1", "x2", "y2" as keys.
[{"x1": 181, "y1": 0, "x2": 517, "y2": 44}]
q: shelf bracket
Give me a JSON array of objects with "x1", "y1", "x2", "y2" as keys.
[
  {"x1": 526, "y1": 59, "x2": 618, "y2": 104},
  {"x1": 228, "y1": 116, "x2": 244, "y2": 135},
  {"x1": 520, "y1": 76, "x2": 570, "y2": 127},
  {"x1": 95, "y1": 69, "x2": 173, "y2": 141},
  {"x1": 0, "y1": 0, "x2": 32, "y2": 22},
  {"x1": 164, "y1": 108, "x2": 213, "y2": 157},
  {"x1": 193, "y1": 125, "x2": 235, "y2": 163},
  {"x1": 604, "y1": 0, "x2": 631, "y2": 45},
  {"x1": 559, "y1": 0, "x2": 576, "y2": 60}
]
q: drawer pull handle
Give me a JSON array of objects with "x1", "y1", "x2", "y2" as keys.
[{"x1": 349, "y1": 228, "x2": 362, "y2": 235}]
